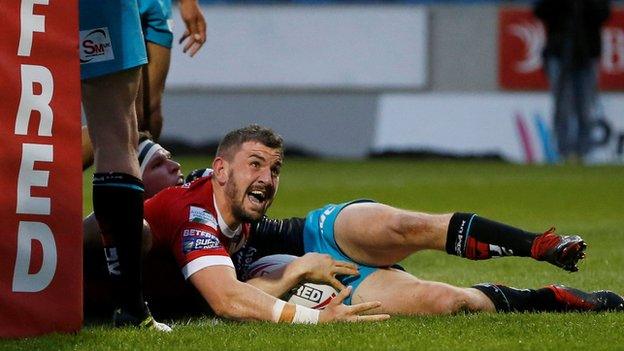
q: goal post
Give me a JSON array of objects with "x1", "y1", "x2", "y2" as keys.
[{"x1": 0, "y1": 0, "x2": 82, "y2": 338}]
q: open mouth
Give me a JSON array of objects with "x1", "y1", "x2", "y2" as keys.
[{"x1": 247, "y1": 189, "x2": 267, "y2": 205}]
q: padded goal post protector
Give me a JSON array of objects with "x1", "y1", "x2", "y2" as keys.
[{"x1": 0, "y1": 0, "x2": 82, "y2": 338}]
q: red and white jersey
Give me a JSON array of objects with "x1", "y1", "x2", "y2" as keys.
[{"x1": 144, "y1": 176, "x2": 251, "y2": 280}]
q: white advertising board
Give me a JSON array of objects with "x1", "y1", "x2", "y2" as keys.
[
  {"x1": 374, "y1": 93, "x2": 624, "y2": 164},
  {"x1": 168, "y1": 6, "x2": 428, "y2": 89}
]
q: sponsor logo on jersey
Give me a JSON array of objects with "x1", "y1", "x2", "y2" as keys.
[
  {"x1": 79, "y1": 27, "x2": 114, "y2": 64},
  {"x1": 189, "y1": 206, "x2": 217, "y2": 230},
  {"x1": 182, "y1": 229, "x2": 221, "y2": 253}
]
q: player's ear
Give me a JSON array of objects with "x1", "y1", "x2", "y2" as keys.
[{"x1": 212, "y1": 157, "x2": 229, "y2": 184}]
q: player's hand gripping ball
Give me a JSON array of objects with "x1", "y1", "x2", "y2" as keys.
[{"x1": 246, "y1": 254, "x2": 339, "y2": 309}]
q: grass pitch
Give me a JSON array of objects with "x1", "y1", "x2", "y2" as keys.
[{"x1": 3, "y1": 158, "x2": 624, "y2": 350}]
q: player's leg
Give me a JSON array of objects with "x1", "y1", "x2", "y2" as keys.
[
  {"x1": 83, "y1": 213, "x2": 156, "y2": 319},
  {"x1": 136, "y1": 0, "x2": 174, "y2": 140},
  {"x1": 332, "y1": 202, "x2": 585, "y2": 271},
  {"x1": 137, "y1": 42, "x2": 171, "y2": 140},
  {"x1": 80, "y1": 0, "x2": 168, "y2": 331},
  {"x1": 332, "y1": 202, "x2": 449, "y2": 266},
  {"x1": 83, "y1": 69, "x2": 141, "y2": 174},
  {"x1": 82, "y1": 68, "x2": 148, "y2": 323},
  {"x1": 352, "y1": 268, "x2": 495, "y2": 315},
  {"x1": 352, "y1": 270, "x2": 624, "y2": 314},
  {"x1": 473, "y1": 283, "x2": 624, "y2": 312}
]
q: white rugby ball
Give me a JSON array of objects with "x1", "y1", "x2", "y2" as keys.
[{"x1": 246, "y1": 254, "x2": 338, "y2": 310}]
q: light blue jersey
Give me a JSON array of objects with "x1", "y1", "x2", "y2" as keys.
[{"x1": 79, "y1": 0, "x2": 147, "y2": 79}]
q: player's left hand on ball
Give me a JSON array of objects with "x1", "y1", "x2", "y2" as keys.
[
  {"x1": 295, "y1": 253, "x2": 359, "y2": 291},
  {"x1": 178, "y1": 0, "x2": 207, "y2": 57},
  {"x1": 318, "y1": 286, "x2": 390, "y2": 323}
]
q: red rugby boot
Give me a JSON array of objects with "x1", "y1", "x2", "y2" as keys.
[
  {"x1": 531, "y1": 228, "x2": 586, "y2": 272},
  {"x1": 547, "y1": 285, "x2": 624, "y2": 312}
]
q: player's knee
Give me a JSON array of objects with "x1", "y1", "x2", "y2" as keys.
[
  {"x1": 430, "y1": 288, "x2": 473, "y2": 315},
  {"x1": 387, "y1": 211, "x2": 429, "y2": 243}
]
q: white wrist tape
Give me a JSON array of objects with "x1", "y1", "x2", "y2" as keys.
[
  {"x1": 272, "y1": 299, "x2": 286, "y2": 323},
  {"x1": 292, "y1": 305, "x2": 320, "y2": 324}
]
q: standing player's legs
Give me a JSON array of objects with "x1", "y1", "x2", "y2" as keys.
[
  {"x1": 332, "y1": 202, "x2": 586, "y2": 271},
  {"x1": 82, "y1": 69, "x2": 141, "y2": 175},
  {"x1": 136, "y1": 42, "x2": 171, "y2": 140},
  {"x1": 80, "y1": 0, "x2": 168, "y2": 330},
  {"x1": 82, "y1": 69, "x2": 149, "y2": 323},
  {"x1": 136, "y1": 0, "x2": 173, "y2": 140},
  {"x1": 81, "y1": 0, "x2": 173, "y2": 171},
  {"x1": 83, "y1": 67, "x2": 151, "y2": 323}
]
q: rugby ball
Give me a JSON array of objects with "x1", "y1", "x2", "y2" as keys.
[{"x1": 246, "y1": 254, "x2": 338, "y2": 310}]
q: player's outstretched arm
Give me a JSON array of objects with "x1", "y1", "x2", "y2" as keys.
[
  {"x1": 189, "y1": 265, "x2": 389, "y2": 323},
  {"x1": 246, "y1": 253, "x2": 359, "y2": 297}
]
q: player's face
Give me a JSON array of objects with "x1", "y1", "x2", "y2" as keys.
[
  {"x1": 142, "y1": 148, "x2": 184, "y2": 198},
  {"x1": 225, "y1": 141, "x2": 282, "y2": 222}
]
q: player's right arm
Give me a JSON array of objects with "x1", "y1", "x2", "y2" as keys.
[
  {"x1": 189, "y1": 265, "x2": 389, "y2": 323},
  {"x1": 145, "y1": 189, "x2": 387, "y2": 323}
]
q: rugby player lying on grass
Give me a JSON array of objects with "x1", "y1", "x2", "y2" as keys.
[
  {"x1": 179, "y1": 172, "x2": 623, "y2": 314},
  {"x1": 84, "y1": 130, "x2": 389, "y2": 324},
  {"x1": 85, "y1": 126, "x2": 623, "y2": 322}
]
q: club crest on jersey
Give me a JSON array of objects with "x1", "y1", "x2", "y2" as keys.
[
  {"x1": 79, "y1": 27, "x2": 115, "y2": 64},
  {"x1": 182, "y1": 229, "x2": 221, "y2": 253},
  {"x1": 189, "y1": 206, "x2": 217, "y2": 230}
]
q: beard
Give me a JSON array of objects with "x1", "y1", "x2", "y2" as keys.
[{"x1": 225, "y1": 170, "x2": 265, "y2": 223}]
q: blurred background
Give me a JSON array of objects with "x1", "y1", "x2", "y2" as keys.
[{"x1": 160, "y1": 0, "x2": 624, "y2": 164}]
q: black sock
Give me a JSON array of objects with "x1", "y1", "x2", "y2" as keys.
[
  {"x1": 93, "y1": 172, "x2": 147, "y2": 317},
  {"x1": 472, "y1": 283, "x2": 559, "y2": 312},
  {"x1": 446, "y1": 213, "x2": 540, "y2": 259}
]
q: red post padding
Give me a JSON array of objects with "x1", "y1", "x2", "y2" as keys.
[{"x1": 0, "y1": 0, "x2": 82, "y2": 338}]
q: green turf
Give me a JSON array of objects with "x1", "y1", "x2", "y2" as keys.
[{"x1": 3, "y1": 159, "x2": 623, "y2": 350}]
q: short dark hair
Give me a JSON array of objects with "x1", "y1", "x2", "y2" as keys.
[{"x1": 216, "y1": 124, "x2": 284, "y2": 159}]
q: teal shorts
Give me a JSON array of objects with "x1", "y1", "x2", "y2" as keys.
[
  {"x1": 303, "y1": 200, "x2": 382, "y2": 305},
  {"x1": 79, "y1": 0, "x2": 148, "y2": 79},
  {"x1": 138, "y1": 0, "x2": 174, "y2": 48}
]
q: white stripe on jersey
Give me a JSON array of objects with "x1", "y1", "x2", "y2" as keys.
[{"x1": 181, "y1": 255, "x2": 234, "y2": 279}]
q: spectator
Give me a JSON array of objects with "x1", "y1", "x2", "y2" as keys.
[{"x1": 534, "y1": 0, "x2": 611, "y2": 163}]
